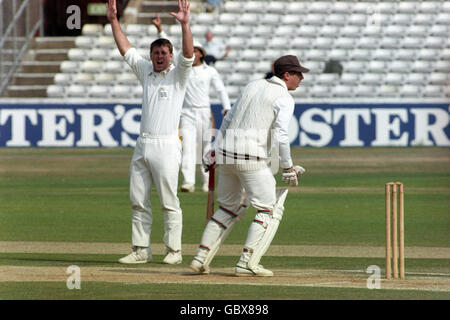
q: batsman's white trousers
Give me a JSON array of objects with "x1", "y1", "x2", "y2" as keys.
[
  {"x1": 129, "y1": 134, "x2": 183, "y2": 252},
  {"x1": 216, "y1": 165, "x2": 276, "y2": 251},
  {"x1": 180, "y1": 107, "x2": 211, "y2": 185}
]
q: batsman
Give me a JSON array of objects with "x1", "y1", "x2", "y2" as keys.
[{"x1": 190, "y1": 55, "x2": 309, "y2": 277}]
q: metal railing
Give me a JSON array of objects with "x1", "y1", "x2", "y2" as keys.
[{"x1": 0, "y1": 0, "x2": 43, "y2": 96}]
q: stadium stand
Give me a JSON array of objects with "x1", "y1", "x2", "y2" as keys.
[{"x1": 1, "y1": 0, "x2": 448, "y2": 103}]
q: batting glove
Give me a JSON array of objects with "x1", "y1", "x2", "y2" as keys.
[
  {"x1": 202, "y1": 149, "x2": 216, "y2": 172},
  {"x1": 282, "y1": 165, "x2": 306, "y2": 187}
]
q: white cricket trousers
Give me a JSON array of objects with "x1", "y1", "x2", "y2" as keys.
[
  {"x1": 129, "y1": 134, "x2": 183, "y2": 252},
  {"x1": 180, "y1": 108, "x2": 212, "y2": 185},
  {"x1": 217, "y1": 165, "x2": 276, "y2": 251}
]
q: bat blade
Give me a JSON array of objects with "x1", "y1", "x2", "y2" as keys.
[{"x1": 206, "y1": 166, "x2": 215, "y2": 222}]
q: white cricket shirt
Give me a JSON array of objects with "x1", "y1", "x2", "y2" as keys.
[
  {"x1": 124, "y1": 47, "x2": 194, "y2": 136},
  {"x1": 183, "y1": 63, "x2": 231, "y2": 111}
]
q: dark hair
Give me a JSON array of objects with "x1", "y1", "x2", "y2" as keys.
[{"x1": 150, "y1": 38, "x2": 173, "y2": 54}]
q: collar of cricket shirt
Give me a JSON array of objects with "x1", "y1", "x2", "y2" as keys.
[
  {"x1": 267, "y1": 75, "x2": 288, "y2": 90},
  {"x1": 148, "y1": 64, "x2": 175, "y2": 77}
]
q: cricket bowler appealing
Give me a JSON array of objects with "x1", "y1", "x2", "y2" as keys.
[
  {"x1": 190, "y1": 55, "x2": 309, "y2": 276},
  {"x1": 106, "y1": 0, "x2": 194, "y2": 265}
]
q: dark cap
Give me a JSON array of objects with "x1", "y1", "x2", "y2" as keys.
[{"x1": 273, "y1": 55, "x2": 310, "y2": 77}]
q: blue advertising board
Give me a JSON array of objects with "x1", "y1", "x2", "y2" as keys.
[{"x1": 0, "y1": 103, "x2": 449, "y2": 147}]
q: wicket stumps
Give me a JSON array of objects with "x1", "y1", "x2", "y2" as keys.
[{"x1": 385, "y1": 182, "x2": 405, "y2": 280}]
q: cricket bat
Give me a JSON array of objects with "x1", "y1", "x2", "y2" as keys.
[{"x1": 206, "y1": 165, "x2": 215, "y2": 222}]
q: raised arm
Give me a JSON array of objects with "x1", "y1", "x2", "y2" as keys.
[
  {"x1": 106, "y1": 0, "x2": 131, "y2": 56},
  {"x1": 170, "y1": 0, "x2": 194, "y2": 59}
]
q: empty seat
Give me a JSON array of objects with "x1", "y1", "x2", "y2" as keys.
[
  {"x1": 214, "y1": 61, "x2": 234, "y2": 74},
  {"x1": 82, "y1": 24, "x2": 103, "y2": 36},
  {"x1": 401, "y1": 37, "x2": 423, "y2": 48},
  {"x1": 418, "y1": 2, "x2": 441, "y2": 14},
  {"x1": 109, "y1": 48, "x2": 123, "y2": 61},
  {"x1": 310, "y1": 85, "x2": 332, "y2": 98},
  {"x1": 357, "y1": 37, "x2": 379, "y2": 49},
  {"x1": 417, "y1": 48, "x2": 440, "y2": 61},
  {"x1": 397, "y1": 2, "x2": 417, "y2": 14},
  {"x1": 241, "y1": 49, "x2": 259, "y2": 61},
  {"x1": 244, "y1": 1, "x2": 266, "y2": 13},
  {"x1": 266, "y1": 1, "x2": 285, "y2": 14},
  {"x1": 400, "y1": 85, "x2": 422, "y2": 97},
  {"x1": 219, "y1": 13, "x2": 238, "y2": 25},
  {"x1": 334, "y1": 37, "x2": 356, "y2": 49},
  {"x1": 68, "y1": 48, "x2": 87, "y2": 61},
  {"x1": 384, "y1": 73, "x2": 404, "y2": 85},
  {"x1": 81, "y1": 60, "x2": 104, "y2": 73},
  {"x1": 309, "y1": 2, "x2": 331, "y2": 13},
  {"x1": 395, "y1": 49, "x2": 416, "y2": 60},
  {"x1": 239, "y1": 13, "x2": 259, "y2": 25},
  {"x1": 133, "y1": 86, "x2": 143, "y2": 98},
  {"x1": 89, "y1": 85, "x2": 109, "y2": 98},
  {"x1": 390, "y1": 61, "x2": 410, "y2": 72},
  {"x1": 372, "y1": 49, "x2": 393, "y2": 60},
  {"x1": 195, "y1": 12, "x2": 216, "y2": 24},
  {"x1": 253, "y1": 25, "x2": 273, "y2": 37},
  {"x1": 423, "y1": 85, "x2": 443, "y2": 97},
  {"x1": 227, "y1": 36, "x2": 247, "y2": 49},
  {"x1": 305, "y1": 14, "x2": 325, "y2": 25},
  {"x1": 112, "y1": 85, "x2": 133, "y2": 98},
  {"x1": 73, "y1": 73, "x2": 95, "y2": 84},
  {"x1": 360, "y1": 73, "x2": 383, "y2": 84},
  {"x1": 227, "y1": 73, "x2": 248, "y2": 86},
  {"x1": 97, "y1": 36, "x2": 116, "y2": 48},
  {"x1": 339, "y1": 26, "x2": 361, "y2": 37},
  {"x1": 125, "y1": 24, "x2": 147, "y2": 36},
  {"x1": 104, "y1": 60, "x2": 124, "y2": 73},
  {"x1": 332, "y1": 2, "x2": 351, "y2": 13},
  {"x1": 328, "y1": 49, "x2": 347, "y2": 61},
  {"x1": 405, "y1": 73, "x2": 426, "y2": 84},
  {"x1": 274, "y1": 25, "x2": 297, "y2": 37},
  {"x1": 411, "y1": 61, "x2": 431, "y2": 72},
  {"x1": 67, "y1": 85, "x2": 87, "y2": 97},
  {"x1": 282, "y1": 14, "x2": 301, "y2": 26},
  {"x1": 263, "y1": 14, "x2": 280, "y2": 25},
  {"x1": 414, "y1": 14, "x2": 434, "y2": 25},
  {"x1": 233, "y1": 25, "x2": 252, "y2": 37},
  {"x1": 406, "y1": 25, "x2": 428, "y2": 37},
  {"x1": 254, "y1": 60, "x2": 272, "y2": 73},
  {"x1": 424, "y1": 36, "x2": 446, "y2": 48},
  {"x1": 379, "y1": 37, "x2": 399, "y2": 49},
  {"x1": 297, "y1": 25, "x2": 318, "y2": 37},
  {"x1": 328, "y1": 14, "x2": 347, "y2": 26},
  {"x1": 345, "y1": 61, "x2": 365, "y2": 73},
  {"x1": 433, "y1": 60, "x2": 450, "y2": 72},
  {"x1": 247, "y1": 37, "x2": 266, "y2": 49},
  {"x1": 350, "y1": 49, "x2": 372, "y2": 60},
  {"x1": 319, "y1": 25, "x2": 339, "y2": 37},
  {"x1": 332, "y1": 85, "x2": 354, "y2": 98},
  {"x1": 314, "y1": 37, "x2": 334, "y2": 49},
  {"x1": 428, "y1": 73, "x2": 448, "y2": 85},
  {"x1": 46, "y1": 85, "x2": 65, "y2": 98},
  {"x1": 355, "y1": 85, "x2": 377, "y2": 97},
  {"x1": 285, "y1": 2, "x2": 307, "y2": 14},
  {"x1": 95, "y1": 73, "x2": 116, "y2": 84},
  {"x1": 305, "y1": 49, "x2": 327, "y2": 61},
  {"x1": 54, "y1": 73, "x2": 72, "y2": 85},
  {"x1": 379, "y1": 85, "x2": 399, "y2": 97},
  {"x1": 316, "y1": 74, "x2": 340, "y2": 85},
  {"x1": 392, "y1": 14, "x2": 412, "y2": 25},
  {"x1": 267, "y1": 37, "x2": 288, "y2": 49},
  {"x1": 60, "y1": 61, "x2": 80, "y2": 73},
  {"x1": 75, "y1": 36, "x2": 95, "y2": 48},
  {"x1": 260, "y1": 49, "x2": 282, "y2": 61},
  {"x1": 211, "y1": 24, "x2": 229, "y2": 36},
  {"x1": 224, "y1": 1, "x2": 242, "y2": 13},
  {"x1": 348, "y1": 14, "x2": 367, "y2": 26},
  {"x1": 117, "y1": 72, "x2": 137, "y2": 84},
  {"x1": 340, "y1": 73, "x2": 360, "y2": 85},
  {"x1": 383, "y1": 25, "x2": 406, "y2": 38},
  {"x1": 89, "y1": 48, "x2": 108, "y2": 60}
]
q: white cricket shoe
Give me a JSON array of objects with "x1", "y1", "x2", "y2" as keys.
[
  {"x1": 118, "y1": 247, "x2": 152, "y2": 264},
  {"x1": 190, "y1": 258, "x2": 210, "y2": 274},
  {"x1": 235, "y1": 261, "x2": 273, "y2": 277},
  {"x1": 163, "y1": 251, "x2": 182, "y2": 264},
  {"x1": 181, "y1": 183, "x2": 195, "y2": 193},
  {"x1": 202, "y1": 183, "x2": 209, "y2": 192}
]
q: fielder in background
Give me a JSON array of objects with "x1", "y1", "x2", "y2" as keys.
[
  {"x1": 190, "y1": 55, "x2": 309, "y2": 276},
  {"x1": 106, "y1": 0, "x2": 194, "y2": 265},
  {"x1": 180, "y1": 42, "x2": 231, "y2": 193}
]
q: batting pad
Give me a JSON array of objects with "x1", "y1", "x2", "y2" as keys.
[{"x1": 248, "y1": 188, "x2": 288, "y2": 268}]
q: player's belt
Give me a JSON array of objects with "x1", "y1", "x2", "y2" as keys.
[{"x1": 219, "y1": 149, "x2": 265, "y2": 161}]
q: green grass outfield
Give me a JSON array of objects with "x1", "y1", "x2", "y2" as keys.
[{"x1": 0, "y1": 147, "x2": 449, "y2": 301}]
